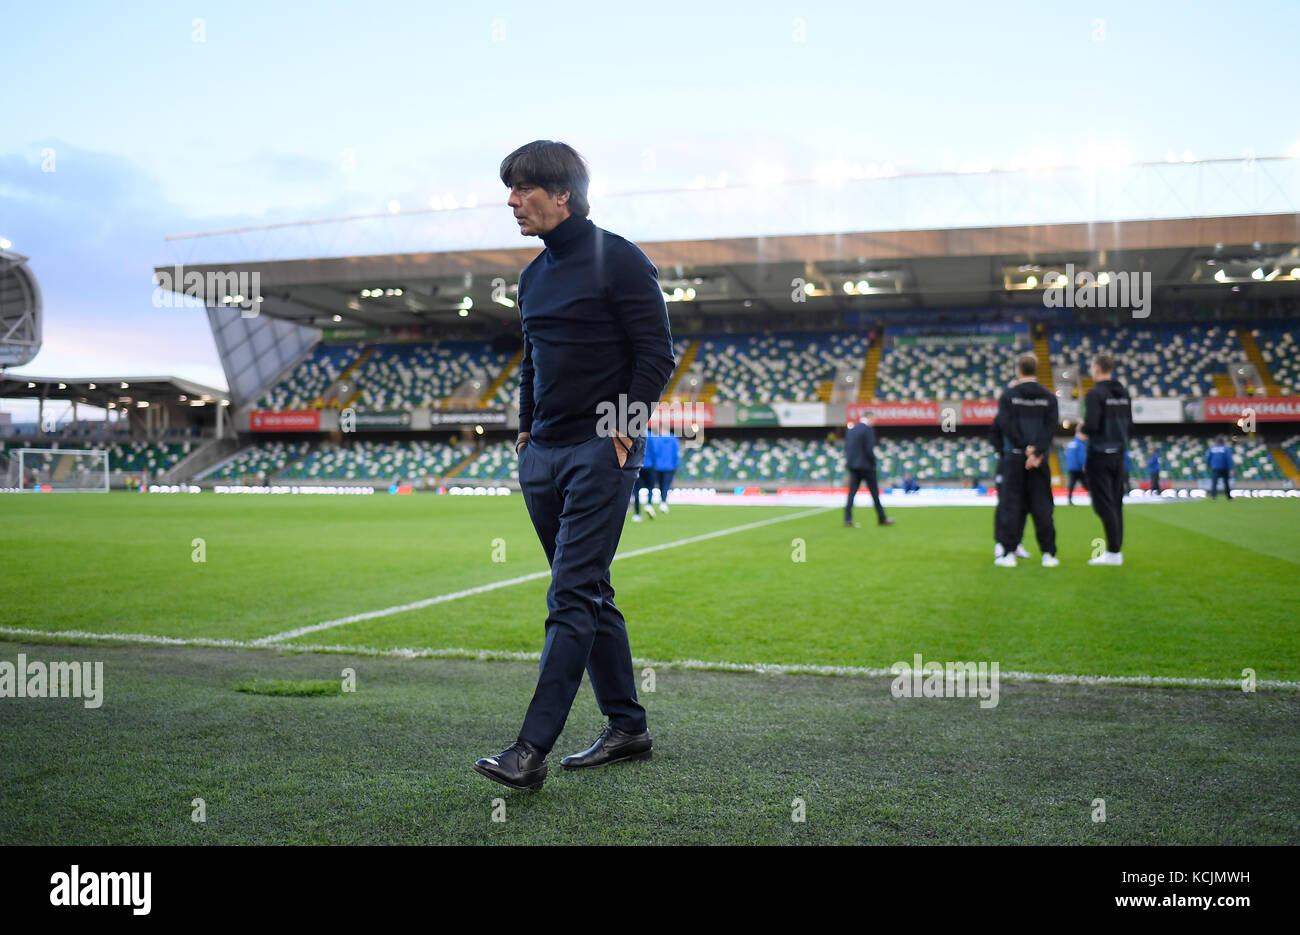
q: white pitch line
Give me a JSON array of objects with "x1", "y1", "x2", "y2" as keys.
[
  {"x1": 1, "y1": 625, "x2": 1298, "y2": 692},
  {"x1": 254, "y1": 505, "x2": 832, "y2": 644}
]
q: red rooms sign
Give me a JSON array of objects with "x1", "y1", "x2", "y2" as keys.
[
  {"x1": 1203, "y1": 398, "x2": 1300, "y2": 422},
  {"x1": 249, "y1": 410, "x2": 321, "y2": 431},
  {"x1": 846, "y1": 402, "x2": 940, "y2": 426}
]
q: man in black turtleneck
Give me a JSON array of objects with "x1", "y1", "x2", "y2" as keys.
[{"x1": 473, "y1": 141, "x2": 675, "y2": 792}]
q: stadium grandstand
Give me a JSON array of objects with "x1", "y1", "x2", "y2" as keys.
[
  {"x1": 8, "y1": 160, "x2": 1297, "y2": 496},
  {"x1": 0, "y1": 373, "x2": 229, "y2": 489},
  {"x1": 138, "y1": 183, "x2": 1300, "y2": 497}
]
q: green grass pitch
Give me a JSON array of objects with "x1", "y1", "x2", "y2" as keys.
[{"x1": 1, "y1": 492, "x2": 1297, "y2": 844}]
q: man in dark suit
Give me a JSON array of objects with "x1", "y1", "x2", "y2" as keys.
[
  {"x1": 473, "y1": 140, "x2": 675, "y2": 792},
  {"x1": 844, "y1": 413, "x2": 895, "y2": 527}
]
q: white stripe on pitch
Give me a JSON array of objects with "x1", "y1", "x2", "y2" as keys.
[
  {"x1": 253, "y1": 506, "x2": 832, "y2": 644},
  {"x1": 1, "y1": 625, "x2": 1297, "y2": 692}
]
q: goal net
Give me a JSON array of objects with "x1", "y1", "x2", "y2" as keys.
[{"x1": 9, "y1": 448, "x2": 110, "y2": 492}]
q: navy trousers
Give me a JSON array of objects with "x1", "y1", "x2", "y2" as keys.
[
  {"x1": 632, "y1": 466, "x2": 658, "y2": 513},
  {"x1": 845, "y1": 468, "x2": 886, "y2": 523},
  {"x1": 657, "y1": 468, "x2": 675, "y2": 503},
  {"x1": 516, "y1": 433, "x2": 648, "y2": 754}
]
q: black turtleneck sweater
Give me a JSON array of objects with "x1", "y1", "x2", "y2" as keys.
[{"x1": 517, "y1": 214, "x2": 675, "y2": 445}]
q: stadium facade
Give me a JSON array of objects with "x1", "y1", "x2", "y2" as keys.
[{"x1": 11, "y1": 160, "x2": 1300, "y2": 494}]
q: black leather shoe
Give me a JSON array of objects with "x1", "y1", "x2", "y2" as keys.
[
  {"x1": 474, "y1": 740, "x2": 547, "y2": 791},
  {"x1": 561, "y1": 724, "x2": 653, "y2": 770}
]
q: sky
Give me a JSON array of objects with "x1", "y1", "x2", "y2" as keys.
[{"x1": 2, "y1": 0, "x2": 1297, "y2": 420}]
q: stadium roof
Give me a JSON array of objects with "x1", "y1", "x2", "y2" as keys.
[
  {"x1": 156, "y1": 212, "x2": 1300, "y2": 328},
  {"x1": 161, "y1": 156, "x2": 1300, "y2": 269},
  {"x1": 0, "y1": 374, "x2": 228, "y2": 408},
  {"x1": 0, "y1": 246, "x2": 42, "y2": 368}
]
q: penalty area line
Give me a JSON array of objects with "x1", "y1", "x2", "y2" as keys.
[
  {"x1": 253, "y1": 505, "x2": 833, "y2": 644},
  {"x1": 0, "y1": 626, "x2": 1298, "y2": 692}
]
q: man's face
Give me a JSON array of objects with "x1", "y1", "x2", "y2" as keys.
[{"x1": 507, "y1": 180, "x2": 570, "y2": 236}]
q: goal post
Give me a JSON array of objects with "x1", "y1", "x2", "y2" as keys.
[{"x1": 12, "y1": 448, "x2": 110, "y2": 492}]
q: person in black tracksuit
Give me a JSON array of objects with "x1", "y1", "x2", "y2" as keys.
[
  {"x1": 991, "y1": 374, "x2": 1029, "y2": 555},
  {"x1": 844, "y1": 415, "x2": 894, "y2": 527},
  {"x1": 1078, "y1": 353, "x2": 1132, "y2": 564},
  {"x1": 991, "y1": 354, "x2": 1059, "y2": 563}
]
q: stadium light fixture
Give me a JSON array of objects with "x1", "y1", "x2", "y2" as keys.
[
  {"x1": 1291, "y1": 267, "x2": 1300, "y2": 279},
  {"x1": 1251, "y1": 268, "x2": 1265, "y2": 280},
  {"x1": 0, "y1": 238, "x2": 10, "y2": 249},
  {"x1": 220, "y1": 400, "x2": 230, "y2": 406},
  {"x1": 458, "y1": 309, "x2": 468, "y2": 317},
  {"x1": 27, "y1": 382, "x2": 35, "y2": 388},
  {"x1": 88, "y1": 383, "x2": 96, "y2": 389},
  {"x1": 1025, "y1": 275, "x2": 1038, "y2": 289},
  {"x1": 1097, "y1": 272, "x2": 1110, "y2": 286},
  {"x1": 1214, "y1": 269, "x2": 1229, "y2": 283},
  {"x1": 136, "y1": 401, "x2": 149, "y2": 408},
  {"x1": 333, "y1": 315, "x2": 342, "y2": 322},
  {"x1": 190, "y1": 400, "x2": 206, "y2": 407},
  {"x1": 493, "y1": 295, "x2": 516, "y2": 308},
  {"x1": 121, "y1": 382, "x2": 129, "y2": 388},
  {"x1": 843, "y1": 282, "x2": 856, "y2": 295}
]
